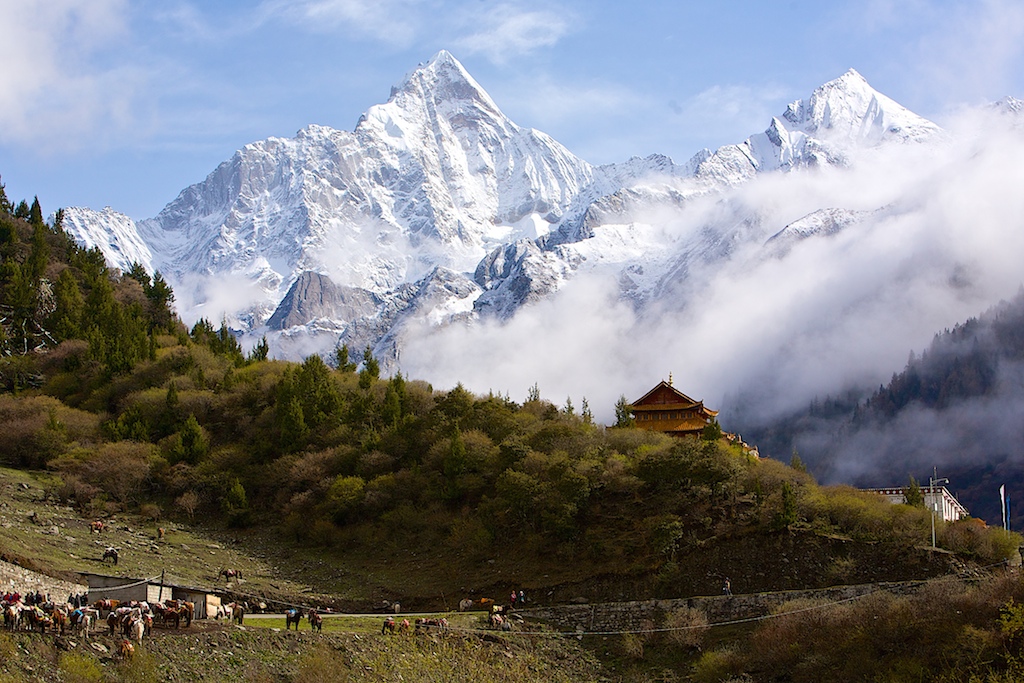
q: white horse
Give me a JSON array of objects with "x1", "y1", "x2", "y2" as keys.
[{"x1": 130, "y1": 617, "x2": 144, "y2": 644}]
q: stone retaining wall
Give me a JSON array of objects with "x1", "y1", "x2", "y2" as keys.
[
  {"x1": 0, "y1": 559, "x2": 87, "y2": 600},
  {"x1": 518, "y1": 581, "x2": 928, "y2": 633}
]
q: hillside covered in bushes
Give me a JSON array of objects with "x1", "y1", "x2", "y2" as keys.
[{"x1": 5, "y1": 179, "x2": 1024, "y2": 681}]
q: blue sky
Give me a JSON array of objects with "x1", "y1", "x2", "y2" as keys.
[{"x1": 3, "y1": 0, "x2": 1024, "y2": 220}]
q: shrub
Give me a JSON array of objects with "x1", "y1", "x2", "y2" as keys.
[{"x1": 664, "y1": 606, "x2": 710, "y2": 649}]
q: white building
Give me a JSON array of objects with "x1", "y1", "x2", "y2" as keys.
[{"x1": 866, "y1": 485, "x2": 969, "y2": 522}]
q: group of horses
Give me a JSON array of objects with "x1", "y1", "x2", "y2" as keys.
[
  {"x1": 3, "y1": 598, "x2": 101, "y2": 639},
  {"x1": 97, "y1": 598, "x2": 195, "y2": 644},
  {"x1": 284, "y1": 608, "x2": 321, "y2": 632},
  {"x1": 381, "y1": 617, "x2": 450, "y2": 635}
]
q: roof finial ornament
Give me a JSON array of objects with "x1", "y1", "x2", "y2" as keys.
[{"x1": 668, "y1": 372, "x2": 673, "y2": 386}]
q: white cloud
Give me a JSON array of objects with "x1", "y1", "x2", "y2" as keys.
[
  {"x1": 262, "y1": 0, "x2": 422, "y2": 46},
  {"x1": 0, "y1": 0, "x2": 144, "y2": 151},
  {"x1": 671, "y1": 83, "x2": 789, "y2": 147},
  {"x1": 454, "y1": 4, "x2": 571, "y2": 64},
  {"x1": 401, "y1": 105, "x2": 1024, "y2": 430}
]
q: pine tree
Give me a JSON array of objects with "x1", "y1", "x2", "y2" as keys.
[
  {"x1": 359, "y1": 346, "x2": 379, "y2": 389},
  {"x1": 28, "y1": 197, "x2": 43, "y2": 225},
  {"x1": 0, "y1": 176, "x2": 10, "y2": 214},
  {"x1": 904, "y1": 475, "x2": 925, "y2": 507},
  {"x1": 581, "y1": 397, "x2": 593, "y2": 425},
  {"x1": 248, "y1": 335, "x2": 269, "y2": 362},
  {"x1": 790, "y1": 450, "x2": 807, "y2": 472},
  {"x1": 335, "y1": 344, "x2": 356, "y2": 372},
  {"x1": 49, "y1": 269, "x2": 84, "y2": 340},
  {"x1": 614, "y1": 395, "x2": 635, "y2": 427},
  {"x1": 27, "y1": 222, "x2": 49, "y2": 281}
]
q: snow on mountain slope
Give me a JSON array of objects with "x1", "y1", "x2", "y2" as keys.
[
  {"x1": 687, "y1": 69, "x2": 943, "y2": 185},
  {"x1": 65, "y1": 53, "x2": 964, "y2": 385},
  {"x1": 62, "y1": 206, "x2": 153, "y2": 274}
]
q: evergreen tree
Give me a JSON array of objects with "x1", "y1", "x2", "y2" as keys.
[
  {"x1": 774, "y1": 481, "x2": 798, "y2": 529},
  {"x1": 614, "y1": 395, "x2": 635, "y2": 427},
  {"x1": 27, "y1": 222, "x2": 49, "y2": 281},
  {"x1": 49, "y1": 269, "x2": 84, "y2": 340},
  {"x1": 581, "y1": 397, "x2": 593, "y2": 425},
  {"x1": 904, "y1": 475, "x2": 925, "y2": 507},
  {"x1": 173, "y1": 415, "x2": 209, "y2": 465},
  {"x1": 790, "y1": 450, "x2": 807, "y2": 472},
  {"x1": 13, "y1": 200, "x2": 29, "y2": 220},
  {"x1": 563, "y1": 396, "x2": 575, "y2": 416},
  {"x1": 165, "y1": 381, "x2": 180, "y2": 410},
  {"x1": 296, "y1": 354, "x2": 342, "y2": 429},
  {"x1": 28, "y1": 197, "x2": 43, "y2": 225},
  {"x1": 702, "y1": 419, "x2": 723, "y2": 441},
  {"x1": 335, "y1": 344, "x2": 356, "y2": 372},
  {"x1": 248, "y1": 335, "x2": 269, "y2": 363},
  {"x1": 526, "y1": 383, "x2": 541, "y2": 403},
  {"x1": 359, "y1": 346, "x2": 379, "y2": 389},
  {"x1": 0, "y1": 176, "x2": 10, "y2": 214},
  {"x1": 279, "y1": 396, "x2": 308, "y2": 447}
]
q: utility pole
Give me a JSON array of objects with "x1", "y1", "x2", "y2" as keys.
[{"x1": 930, "y1": 471, "x2": 949, "y2": 549}]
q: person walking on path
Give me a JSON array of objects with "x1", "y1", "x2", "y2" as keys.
[{"x1": 723, "y1": 577, "x2": 732, "y2": 596}]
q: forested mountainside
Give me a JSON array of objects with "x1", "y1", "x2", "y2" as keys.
[{"x1": 747, "y1": 287, "x2": 1024, "y2": 528}]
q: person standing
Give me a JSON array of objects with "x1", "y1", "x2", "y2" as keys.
[{"x1": 723, "y1": 577, "x2": 732, "y2": 596}]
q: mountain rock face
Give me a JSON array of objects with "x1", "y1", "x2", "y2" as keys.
[{"x1": 63, "y1": 53, "x2": 947, "y2": 370}]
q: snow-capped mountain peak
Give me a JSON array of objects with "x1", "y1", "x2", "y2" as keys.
[
  {"x1": 61, "y1": 55, "x2": 971, "y2": 376},
  {"x1": 783, "y1": 68, "x2": 941, "y2": 145}
]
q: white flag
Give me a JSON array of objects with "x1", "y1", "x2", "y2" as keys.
[{"x1": 1001, "y1": 484, "x2": 1007, "y2": 531}]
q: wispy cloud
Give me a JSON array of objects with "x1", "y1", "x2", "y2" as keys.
[
  {"x1": 261, "y1": 0, "x2": 422, "y2": 46},
  {"x1": 669, "y1": 82, "x2": 789, "y2": 150},
  {"x1": 454, "y1": 4, "x2": 572, "y2": 64},
  {"x1": 0, "y1": 0, "x2": 144, "y2": 151},
  {"x1": 841, "y1": 0, "x2": 1024, "y2": 107}
]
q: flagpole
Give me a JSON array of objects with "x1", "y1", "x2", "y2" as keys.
[{"x1": 1000, "y1": 484, "x2": 1007, "y2": 532}]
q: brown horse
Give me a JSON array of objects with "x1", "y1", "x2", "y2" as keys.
[
  {"x1": 90, "y1": 520, "x2": 104, "y2": 533},
  {"x1": 94, "y1": 599, "x2": 119, "y2": 617},
  {"x1": 220, "y1": 568, "x2": 242, "y2": 582},
  {"x1": 308, "y1": 610, "x2": 322, "y2": 633},
  {"x1": 285, "y1": 609, "x2": 302, "y2": 630},
  {"x1": 232, "y1": 603, "x2": 244, "y2": 625}
]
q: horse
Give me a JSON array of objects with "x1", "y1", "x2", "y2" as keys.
[
  {"x1": 414, "y1": 617, "x2": 448, "y2": 633},
  {"x1": 232, "y1": 603, "x2": 244, "y2": 625},
  {"x1": 102, "y1": 547, "x2": 119, "y2": 565},
  {"x1": 308, "y1": 610, "x2": 322, "y2": 633},
  {"x1": 284, "y1": 608, "x2": 301, "y2": 630},
  {"x1": 157, "y1": 527, "x2": 165, "y2": 539},
  {"x1": 220, "y1": 568, "x2": 241, "y2": 582},
  {"x1": 94, "y1": 599, "x2": 119, "y2": 617},
  {"x1": 381, "y1": 617, "x2": 395, "y2": 635},
  {"x1": 70, "y1": 608, "x2": 97, "y2": 639},
  {"x1": 24, "y1": 607, "x2": 52, "y2": 634},
  {"x1": 90, "y1": 520, "x2": 104, "y2": 533},
  {"x1": 458, "y1": 598, "x2": 474, "y2": 612},
  {"x1": 118, "y1": 639, "x2": 134, "y2": 659},
  {"x1": 4, "y1": 604, "x2": 22, "y2": 632},
  {"x1": 50, "y1": 609, "x2": 67, "y2": 635},
  {"x1": 154, "y1": 604, "x2": 180, "y2": 629},
  {"x1": 130, "y1": 617, "x2": 145, "y2": 644}
]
